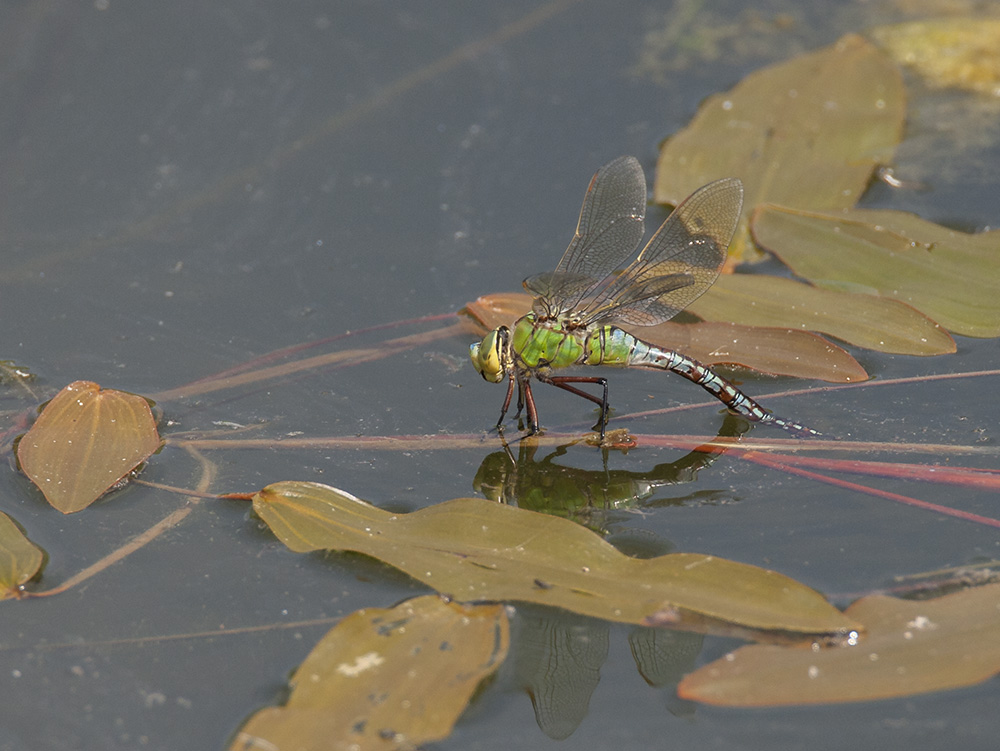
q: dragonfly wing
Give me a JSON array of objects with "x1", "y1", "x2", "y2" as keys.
[
  {"x1": 576, "y1": 177, "x2": 744, "y2": 328},
  {"x1": 524, "y1": 156, "x2": 647, "y2": 315},
  {"x1": 522, "y1": 271, "x2": 600, "y2": 309}
]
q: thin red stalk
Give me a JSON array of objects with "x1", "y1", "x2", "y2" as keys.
[
  {"x1": 742, "y1": 451, "x2": 1000, "y2": 528},
  {"x1": 736, "y1": 452, "x2": 1000, "y2": 490}
]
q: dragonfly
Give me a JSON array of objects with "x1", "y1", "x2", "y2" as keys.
[{"x1": 469, "y1": 155, "x2": 818, "y2": 442}]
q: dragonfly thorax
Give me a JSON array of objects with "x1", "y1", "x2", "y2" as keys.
[{"x1": 470, "y1": 326, "x2": 513, "y2": 383}]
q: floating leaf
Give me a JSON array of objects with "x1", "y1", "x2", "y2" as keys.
[
  {"x1": 232, "y1": 595, "x2": 508, "y2": 751},
  {"x1": 463, "y1": 293, "x2": 866, "y2": 382},
  {"x1": 871, "y1": 18, "x2": 1000, "y2": 95},
  {"x1": 752, "y1": 205, "x2": 1000, "y2": 338},
  {"x1": 688, "y1": 274, "x2": 956, "y2": 356},
  {"x1": 654, "y1": 34, "x2": 905, "y2": 263},
  {"x1": 640, "y1": 320, "x2": 866, "y2": 383},
  {"x1": 462, "y1": 292, "x2": 531, "y2": 334},
  {"x1": 253, "y1": 482, "x2": 859, "y2": 636},
  {"x1": 0, "y1": 512, "x2": 44, "y2": 598},
  {"x1": 678, "y1": 582, "x2": 1000, "y2": 706},
  {"x1": 17, "y1": 381, "x2": 162, "y2": 513}
]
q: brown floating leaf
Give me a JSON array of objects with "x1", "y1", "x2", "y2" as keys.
[
  {"x1": 688, "y1": 274, "x2": 956, "y2": 356},
  {"x1": 17, "y1": 381, "x2": 162, "y2": 513},
  {"x1": 655, "y1": 34, "x2": 905, "y2": 263},
  {"x1": 462, "y1": 292, "x2": 532, "y2": 333},
  {"x1": 640, "y1": 320, "x2": 866, "y2": 383},
  {"x1": 232, "y1": 595, "x2": 508, "y2": 751},
  {"x1": 871, "y1": 19, "x2": 1000, "y2": 95},
  {"x1": 463, "y1": 293, "x2": 867, "y2": 382},
  {"x1": 253, "y1": 482, "x2": 859, "y2": 636},
  {"x1": 752, "y1": 205, "x2": 1000, "y2": 338},
  {"x1": 0, "y1": 512, "x2": 44, "y2": 598},
  {"x1": 679, "y1": 582, "x2": 1000, "y2": 706}
]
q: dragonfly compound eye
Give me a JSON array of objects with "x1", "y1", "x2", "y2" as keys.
[{"x1": 470, "y1": 329, "x2": 507, "y2": 383}]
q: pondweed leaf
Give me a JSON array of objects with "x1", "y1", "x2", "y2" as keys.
[
  {"x1": 253, "y1": 481, "x2": 859, "y2": 636},
  {"x1": 0, "y1": 512, "x2": 44, "y2": 598},
  {"x1": 231, "y1": 595, "x2": 508, "y2": 751},
  {"x1": 688, "y1": 274, "x2": 956, "y2": 356},
  {"x1": 640, "y1": 319, "x2": 866, "y2": 383},
  {"x1": 679, "y1": 582, "x2": 1000, "y2": 706},
  {"x1": 17, "y1": 381, "x2": 162, "y2": 513},
  {"x1": 753, "y1": 205, "x2": 1000, "y2": 338},
  {"x1": 654, "y1": 34, "x2": 904, "y2": 263}
]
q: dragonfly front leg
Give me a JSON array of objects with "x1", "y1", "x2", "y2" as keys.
[{"x1": 538, "y1": 374, "x2": 610, "y2": 440}]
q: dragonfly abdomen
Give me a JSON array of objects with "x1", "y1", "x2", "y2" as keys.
[
  {"x1": 622, "y1": 333, "x2": 818, "y2": 433},
  {"x1": 583, "y1": 326, "x2": 643, "y2": 367}
]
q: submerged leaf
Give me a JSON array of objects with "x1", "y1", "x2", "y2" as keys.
[
  {"x1": 679, "y1": 582, "x2": 1000, "y2": 706},
  {"x1": 232, "y1": 595, "x2": 508, "y2": 751},
  {"x1": 0, "y1": 512, "x2": 44, "y2": 598},
  {"x1": 17, "y1": 381, "x2": 162, "y2": 513},
  {"x1": 871, "y1": 18, "x2": 1000, "y2": 95},
  {"x1": 688, "y1": 274, "x2": 956, "y2": 356},
  {"x1": 753, "y1": 205, "x2": 1000, "y2": 338},
  {"x1": 463, "y1": 293, "x2": 866, "y2": 382},
  {"x1": 655, "y1": 34, "x2": 904, "y2": 263},
  {"x1": 253, "y1": 482, "x2": 859, "y2": 636}
]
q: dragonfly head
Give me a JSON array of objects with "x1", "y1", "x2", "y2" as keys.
[{"x1": 470, "y1": 326, "x2": 511, "y2": 383}]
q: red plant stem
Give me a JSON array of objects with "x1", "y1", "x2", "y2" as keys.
[
  {"x1": 736, "y1": 452, "x2": 1000, "y2": 490},
  {"x1": 742, "y1": 451, "x2": 1000, "y2": 528}
]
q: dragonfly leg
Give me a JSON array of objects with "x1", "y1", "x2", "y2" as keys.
[
  {"x1": 522, "y1": 378, "x2": 541, "y2": 435},
  {"x1": 496, "y1": 374, "x2": 516, "y2": 430},
  {"x1": 540, "y1": 374, "x2": 609, "y2": 440}
]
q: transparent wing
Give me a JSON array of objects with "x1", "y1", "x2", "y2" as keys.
[
  {"x1": 574, "y1": 177, "x2": 744, "y2": 328},
  {"x1": 523, "y1": 156, "x2": 647, "y2": 315}
]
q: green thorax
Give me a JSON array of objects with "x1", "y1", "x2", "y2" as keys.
[{"x1": 510, "y1": 313, "x2": 639, "y2": 370}]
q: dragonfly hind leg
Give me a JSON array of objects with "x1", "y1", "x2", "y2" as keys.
[{"x1": 537, "y1": 373, "x2": 610, "y2": 440}]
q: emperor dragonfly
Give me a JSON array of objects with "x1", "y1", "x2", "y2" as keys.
[{"x1": 470, "y1": 156, "x2": 816, "y2": 441}]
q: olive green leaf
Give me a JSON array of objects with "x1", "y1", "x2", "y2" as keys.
[
  {"x1": 232, "y1": 595, "x2": 508, "y2": 750},
  {"x1": 253, "y1": 481, "x2": 859, "y2": 636},
  {"x1": 753, "y1": 205, "x2": 1000, "y2": 338},
  {"x1": 679, "y1": 582, "x2": 1000, "y2": 706},
  {"x1": 655, "y1": 34, "x2": 904, "y2": 263},
  {"x1": 688, "y1": 274, "x2": 955, "y2": 356},
  {"x1": 0, "y1": 512, "x2": 44, "y2": 598}
]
